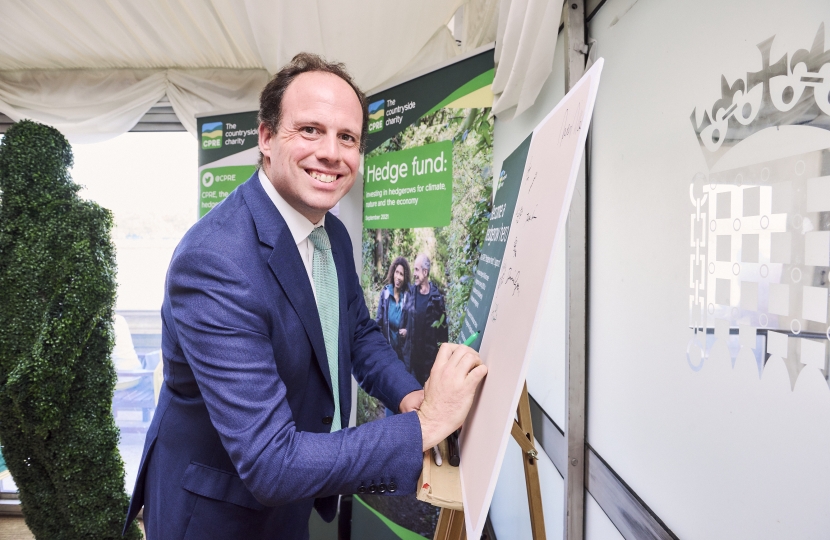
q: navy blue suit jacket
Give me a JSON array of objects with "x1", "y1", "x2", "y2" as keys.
[{"x1": 125, "y1": 174, "x2": 424, "y2": 539}]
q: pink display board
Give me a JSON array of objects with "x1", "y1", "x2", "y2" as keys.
[{"x1": 460, "y1": 59, "x2": 603, "y2": 540}]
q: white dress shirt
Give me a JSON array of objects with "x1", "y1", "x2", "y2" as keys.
[{"x1": 258, "y1": 168, "x2": 324, "y2": 300}]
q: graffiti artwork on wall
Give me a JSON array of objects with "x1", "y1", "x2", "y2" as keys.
[{"x1": 688, "y1": 23, "x2": 830, "y2": 389}]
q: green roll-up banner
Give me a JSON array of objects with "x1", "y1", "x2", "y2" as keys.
[
  {"x1": 356, "y1": 48, "x2": 495, "y2": 539},
  {"x1": 196, "y1": 111, "x2": 259, "y2": 218}
]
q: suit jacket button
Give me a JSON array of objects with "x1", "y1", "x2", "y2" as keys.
[
  {"x1": 368, "y1": 483, "x2": 377, "y2": 494},
  {"x1": 378, "y1": 483, "x2": 386, "y2": 493},
  {"x1": 388, "y1": 481, "x2": 397, "y2": 493},
  {"x1": 322, "y1": 416, "x2": 333, "y2": 425},
  {"x1": 358, "y1": 484, "x2": 366, "y2": 494}
]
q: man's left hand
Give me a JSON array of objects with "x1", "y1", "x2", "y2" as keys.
[{"x1": 399, "y1": 390, "x2": 424, "y2": 413}]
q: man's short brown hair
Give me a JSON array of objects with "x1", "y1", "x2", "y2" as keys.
[{"x1": 258, "y1": 52, "x2": 369, "y2": 167}]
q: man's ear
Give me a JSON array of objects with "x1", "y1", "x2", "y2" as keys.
[{"x1": 258, "y1": 122, "x2": 274, "y2": 165}]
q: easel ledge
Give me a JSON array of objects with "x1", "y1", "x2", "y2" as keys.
[{"x1": 432, "y1": 383, "x2": 546, "y2": 540}]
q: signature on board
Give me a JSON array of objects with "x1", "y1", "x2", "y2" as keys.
[
  {"x1": 528, "y1": 170, "x2": 538, "y2": 191},
  {"x1": 500, "y1": 267, "x2": 521, "y2": 296},
  {"x1": 558, "y1": 101, "x2": 584, "y2": 146}
]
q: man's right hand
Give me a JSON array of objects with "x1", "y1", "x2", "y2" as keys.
[{"x1": 416, "y1": 343, "x2": 488, "y2": 451}]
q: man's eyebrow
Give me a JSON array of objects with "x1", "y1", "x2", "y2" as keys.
[
  {"x1": 295, "y1": 119, "x2": 360, "y2": 138},
  {"x1": 295, "y1": 119, "x2": 325, "y2": 129},
  {"x1": 341, "y1": 126, "x2": 360, "y2": 139}
]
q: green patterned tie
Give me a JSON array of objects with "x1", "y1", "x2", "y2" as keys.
[{"x1": 308, "y1": 226, "x2": 341, "y2": 432}]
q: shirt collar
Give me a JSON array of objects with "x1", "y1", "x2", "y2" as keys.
[{"x1": 258, "y1": 168, "x2": 324, "y2": 245}]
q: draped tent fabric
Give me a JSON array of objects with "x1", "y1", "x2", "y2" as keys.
[
  {"x1": 242, "y1": 0, "x2": 466, "y2": 89},
  {"x1": 462, "y1": 0, "x2": 501, "y2": 54},
  {"x1": 0, "y1": 1, "x2": 264, "y2": 71},
  {"x1": 380, "y1": 26, "x2": 464, "y2": 90},
  {"x1": 0, "y1": 0, "x2": 558, "y2": 141},
  {"x1": 0, "y1": 69, "x2": 270, "y2": 143},
  {"x1": 165, "y1": 69, "x2": 271, "y2": 136},
  {"x1": 0, "y1": 70, "x2": 167, "y2": 144},
  {"x1": 0, "y1": 0, "x2": 464, "y2": 143},
  {"x1": 491, "y1": 0, "x2": 564, "y2": 121}
]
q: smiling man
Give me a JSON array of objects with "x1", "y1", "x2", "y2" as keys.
[{"x1": 124, "y1": 53, "x2": 487, "y2": 540}]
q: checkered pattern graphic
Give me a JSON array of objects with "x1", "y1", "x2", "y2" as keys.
[
  {"x1": 689, "y1": 148, "x2": 830, "y2": 381},
  {"x1": 689, "y1": 175, "x2": 709, "y2": 353},
  {"x1": 309, "y1": 226, "x2": 341, "y2": 432}
]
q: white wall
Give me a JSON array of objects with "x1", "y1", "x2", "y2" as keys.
[
  {"x1": 585, "y1": 492, "x2": 623, "y2": 540},
  {"x1": 491, "y1": 1, "x2": 830, "y2": 538},
  {"x1": 488, "y1": 26, "x2": 570, "y2": 538},
  {"x1": 587, "y1": 0, "x2": 830, "y2": 538},
  {"x1": 490, "y1": 437, "x2": 565, "y2": 540},
  {"x1": 492, "y1": 14, "x2": 569, "y2": 434}
]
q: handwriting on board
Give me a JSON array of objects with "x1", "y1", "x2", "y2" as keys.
[
  {"x1": 459, "y1": 59, "x2": 604, "y2": 540},
  {"x1": 493, "y1": 96, "x2": 586, "y2": 300}
]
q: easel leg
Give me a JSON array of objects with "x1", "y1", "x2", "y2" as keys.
[
  {"x1": 434, "y1": 384, "x2": 546, "y2": 540},
  {"x1": 434, "y1": 508, "x2": 466, "y2": 540},
  {"x1": 512, "y1": 383, "x2": 547, "y2": 540}
]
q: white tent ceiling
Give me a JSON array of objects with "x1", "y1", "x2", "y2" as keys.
[
  {"x1": 0, "y1": 1, "x2": 464, "y2": 81},
  {"x1": 0, "y1": 0, "x2": 560, "y2": 142}
]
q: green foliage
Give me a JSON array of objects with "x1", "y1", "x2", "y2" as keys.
[
  {"x1": 356, "y1": 386, "x2": 386, "y2": 426},
  {"x1": 437, "y1": 108, "x2": 494, "y2": 341},
  {"x1": 0, "y1": 121, "x2": 141, "y2": 539}
]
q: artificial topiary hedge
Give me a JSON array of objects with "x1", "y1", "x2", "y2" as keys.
[{"x1": 0, "y1": 120, "x2": 142, "y2": 539}]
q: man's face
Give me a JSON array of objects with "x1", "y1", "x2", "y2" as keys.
[
  {"x1": 258, "y1": 71, "x2": 363, "y2": 223},
  {"x1": 413, "y1": 258, "x2": 427, "y2": 287}
]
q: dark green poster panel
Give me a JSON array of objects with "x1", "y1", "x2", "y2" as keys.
[{"x1": 459, "y1": 134, "x2": 532, "y2": 350}]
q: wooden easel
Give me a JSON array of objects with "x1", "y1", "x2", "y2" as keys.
[{"x1": 433, "y1": 383, "x2": 546, "y2": 540}]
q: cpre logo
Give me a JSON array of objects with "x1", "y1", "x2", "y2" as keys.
[
  {"x1": 201, "y1": 121, "x2": 223, "y2": 149},
  {"x1": 202, "y1": 171, "x2": 214, "y2": 187},
  {"x1": 368, "y1": 99, "x2": 385, "y2": 134}
]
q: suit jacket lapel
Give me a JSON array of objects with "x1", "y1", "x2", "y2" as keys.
[
  {"x1": 242, "y1": 177, "x2": 333, "y2": 394},
  {"x1": 327, "y1": 221, "x2": 350, "y2": 402}
]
